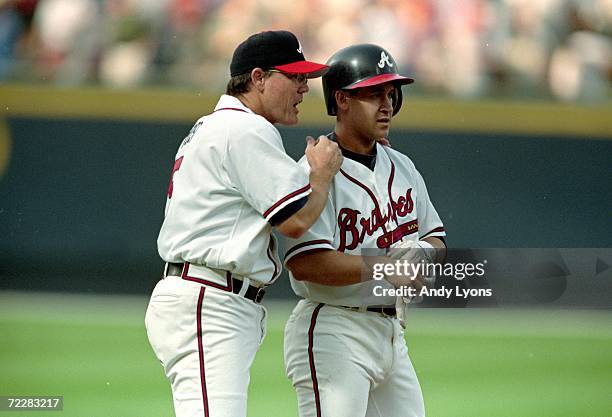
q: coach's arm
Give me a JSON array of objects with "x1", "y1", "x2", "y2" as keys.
[{"x1": 276, "y1": 136, "x2": 343, "y2": 239}]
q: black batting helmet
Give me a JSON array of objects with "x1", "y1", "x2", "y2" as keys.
[{"x1": 322, "y1": 44, "x2": 414, "y2": 116}]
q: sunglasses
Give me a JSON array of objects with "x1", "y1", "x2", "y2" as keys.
[{"x1": 268, "y1": 69, "x2": 308, "y2": 85}]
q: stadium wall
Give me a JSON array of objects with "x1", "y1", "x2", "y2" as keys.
[{"x1": 1, "y1": 85, "x2": 610, "y2": 295}]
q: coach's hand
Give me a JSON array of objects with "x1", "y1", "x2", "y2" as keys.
[
  {"x1": 276, "y1": 137, "x2": 342, "y2": 239},
  {"x1": 305, "y1": 135, "x2": 343, "y2": 188}
]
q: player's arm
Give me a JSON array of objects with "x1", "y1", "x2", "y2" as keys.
[
  {"x1": 287, "y1": 238, "x2": 445, "y2": 288},
  {"x1": 288, "y1": 250, "x2": 427, "y2": 290},
  {"x1": 287, "y1": 249, "x2": 385, "y2": 286},
  {"x1": 421, "y1": 236, "x2": 447, "y2": 262},
  {"x1": 275, "y1": 136, "x2": 342, "y2": 239}
]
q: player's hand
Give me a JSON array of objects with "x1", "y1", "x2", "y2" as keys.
[
  {"x1": 387, "y1": 240, "x2": 436, "y2": 264},
  {"x1": 305, "y1": 135, "x2": 343, "y2": 186},
  {"x1": 384, "y1": 270, "x2": 426, "y2": 292}
]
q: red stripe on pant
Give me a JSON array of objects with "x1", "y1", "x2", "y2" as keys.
[
  {"x1": 308, "y1": 303, "x2": 324, "y2": 417},
  {"x1": 197, "y1": 287, "x2": 210, "y2": 417}
]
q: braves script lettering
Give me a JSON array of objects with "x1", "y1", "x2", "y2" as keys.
[{"x1": 338, "y1": 187, "x2": 415, "y2": 251}]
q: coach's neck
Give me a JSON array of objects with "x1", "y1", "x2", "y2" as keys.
[{"x1": 236, "y1": 91, "x2": 262, "y2": 116}]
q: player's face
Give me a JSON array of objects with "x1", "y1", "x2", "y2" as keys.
[
  {"x1": 262, "y1": 71, "x2": 309, "y2": 125},
  {"x1": 345, "y1": 83, "x2": 395, "y2": 141}
]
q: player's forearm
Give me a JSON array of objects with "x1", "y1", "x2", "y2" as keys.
[
  {"x1": 275, "y1": 175, "x2": 331, "y2": 239},
  {"x1": 287, "y1": 250, "x2": 386, "y2": 286},
  {"x1": 422, "y1": 236, "x2": 447, "y2": 262}
]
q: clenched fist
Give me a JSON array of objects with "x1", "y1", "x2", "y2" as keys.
[{"x1": 305, "y1": 135, "x2": 343, "y2": 188}]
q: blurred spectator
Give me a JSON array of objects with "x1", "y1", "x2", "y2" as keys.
[
  {"x1": 549, "y1": 1, "x2": 612, "y2": 101},
  {"x1": 0, "y1": 0, "x2": 609, "y2": 103},
  {"x1": 498, "y1": 0, "x2": 558, "y2": 98},
  {"x1": 98, "y1": 0, "x2": 154, "y2": 87},
  {"x1": 0, "y1": 0, "x2": 39, "y2": 79},
  {"x1": 32, "y1": 0, "x2": 100, "y2": 85}
]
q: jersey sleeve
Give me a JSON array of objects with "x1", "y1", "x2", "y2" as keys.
[
  {"x1": 284, "y1": 160, "x2": 336, "y2": 264},
  {"x1": 414, "y1": 169, "x2": 446, "y2": 240},
  {"x1": 268, "y1": 196, "x2": 308, "y2": 226},
  {"x1": 224, "y1": 122, "x2": 311, "y2": 222}
]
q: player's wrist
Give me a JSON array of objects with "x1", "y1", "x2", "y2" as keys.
[
  {"x1": 361, "y1": 255, "x2": 391, "y2": 282},
  {"x1": 417, "y1": 240, "x2": 434, "y2": 250},
  {"x1": 418, "y1": 239, "x2": 446, "y2": 263}
]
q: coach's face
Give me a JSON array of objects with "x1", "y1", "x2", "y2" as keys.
[
  {"x1": 261, "y1": 70, "x2": 309, "y2": 125},
  {"x1": 345, "y1": 82, "x2": 395, "y2": 141}
]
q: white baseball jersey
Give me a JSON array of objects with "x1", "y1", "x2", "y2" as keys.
[
  {"x1": 285, "y1": 142, "x2": 445, "y2": 306},
  {"x1": 157, "y1": 94, "x2": 311, "y2": 285}
]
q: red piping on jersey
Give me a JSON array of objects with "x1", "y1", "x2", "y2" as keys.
[
  {"x1": 421, "y1": 226, "x2": 446, "y2": 238},
  {"x1": 181, "y1": 262, "x2": 233, "y2": 291},
  {"x1": 285, "y1": 240, "x2": 333, "y2": 259},
  {"x1": 339, "y1": 169, "x2": 388, "y2": 234},
  {"x1": 308, "y1": 303, "x2": 324, "y2": 417},
  {"x1": 386, "y1": 158, "x2": 399, "y2": 226},
  {"x1": 227, "y1": 271, "x2": 233, "y2": 292},
  {"x1": 214, "y1": 107, "x2": 248, "y2": 113},
  {"x1": 263, "y1": 184, "x2": 311, "y2": 219},
  {"x1": 196, "y1": 287, "x2": 210, "y2": 417},
  {"x1": 266, "y1": 246, "x2": 280, "y2": 282}
]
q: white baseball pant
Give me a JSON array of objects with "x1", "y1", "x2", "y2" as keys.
[
  {"x1": 284, "y1": 299, "x2": 425, "y2": 417},
  {"x1": 145, "y1": 276, "x2": 267, "y2": 417}
]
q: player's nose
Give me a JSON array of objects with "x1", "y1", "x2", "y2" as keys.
[{"x1": 380, "y1": 95, "x2": 393, "y2": 112}]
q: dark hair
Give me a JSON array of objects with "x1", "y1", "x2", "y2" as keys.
[
  {"x1": 226, "y1": 73, "x2": 253, "y2": 95},
  {"x1": 226, "y1": 70, "x2": 276, "y2": 96}
]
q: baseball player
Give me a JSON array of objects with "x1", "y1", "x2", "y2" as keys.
[
  {"x1": 145, "y1": 30, "x2": 343, "y2": 417},
  {"x1": 283, "y1": 44, "x2": 447, "y2": 417}
]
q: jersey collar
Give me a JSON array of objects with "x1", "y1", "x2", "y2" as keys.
[
  {"x1": 327, "y1": 132, "x2": 378, "y2": 171},
  {"x1": 215, "y1": 95, "x2": 255, "y2": 114}
]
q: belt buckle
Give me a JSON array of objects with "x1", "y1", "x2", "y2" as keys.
[{"x1": 254, "y1": 287, "x2": 265, "y2": 303}]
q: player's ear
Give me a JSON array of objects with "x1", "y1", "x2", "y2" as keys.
[
  {"x1": 250, "y1": 68, "x2": 267, "y2": 92},
  {"x1": 335, "y1": 90, "x2": 349, "y2": 112}
]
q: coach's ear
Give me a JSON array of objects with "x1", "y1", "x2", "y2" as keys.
[
  {"x1": 251, "y1": 68, "x2": 267, "y2": 92},
  {"x1": 335, "y1": 90, "x2": 350, "y2": 112}
]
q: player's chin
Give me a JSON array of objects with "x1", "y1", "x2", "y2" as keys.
[{"x1": 375, "y1": 124, "x2": 390, "y2": 138}]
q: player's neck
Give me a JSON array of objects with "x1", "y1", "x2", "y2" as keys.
[{"x1": 334, "y1": 124, "x2": 376, "y2": 155}]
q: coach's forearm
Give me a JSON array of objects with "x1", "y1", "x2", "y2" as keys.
[
  {"x1": 275, "y1": 175, "x2": 331, "y2": 239},
  {"x1": 287, "y1": 250, "x2": 387, "y2": 286}
]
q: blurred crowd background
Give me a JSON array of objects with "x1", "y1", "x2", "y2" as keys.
[{"x1": 0, "y1": 0, "x2": 610, "y2": 102}]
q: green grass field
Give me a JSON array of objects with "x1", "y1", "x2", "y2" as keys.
[{"x1": 1, "y1": 292, "x2": 611, "y2": 417}]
